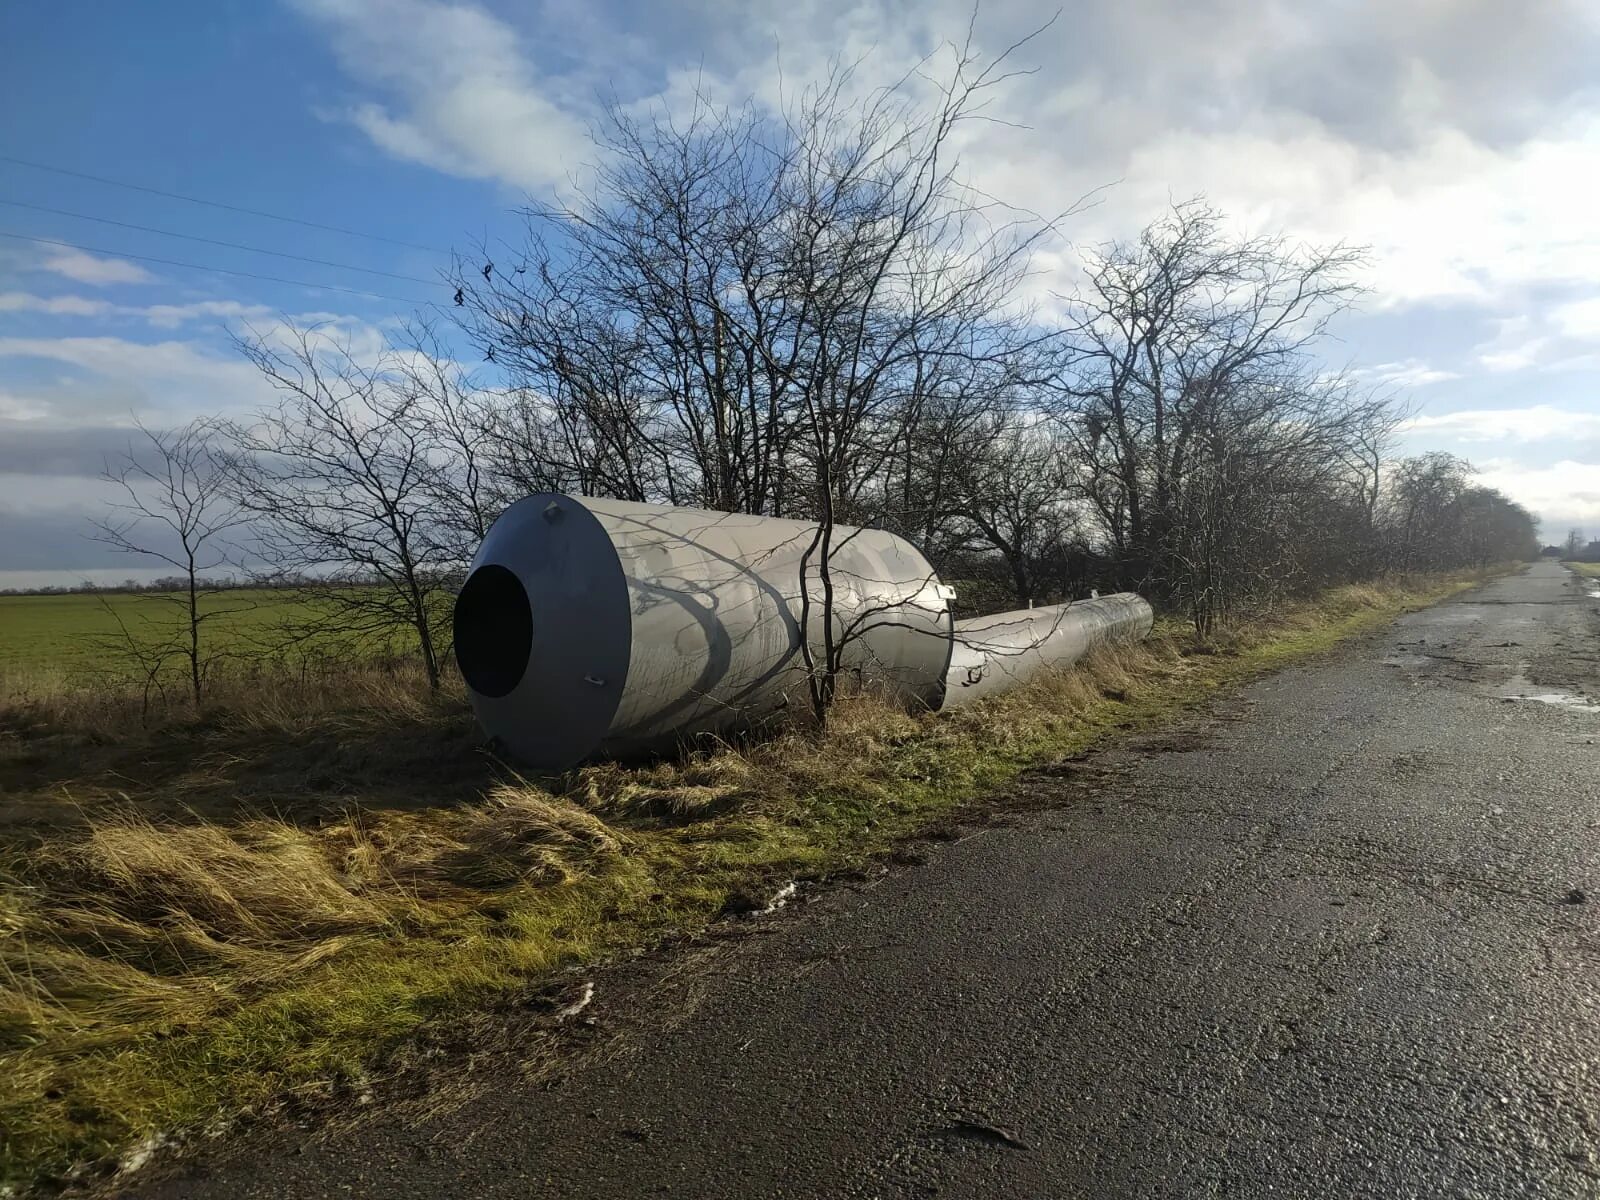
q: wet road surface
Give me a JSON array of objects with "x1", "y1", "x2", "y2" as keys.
[{"x1": 138, "y1": 563, "x2": 1600, "y2": 1198}]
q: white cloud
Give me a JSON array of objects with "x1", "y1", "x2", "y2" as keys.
[
  {"x1": 0, "y1": 335, "x2": 278, "y2": 422},
  {"x1": 40, "y1": 249, "x2": 154, "y2": 286},
  {"x1": 1473, "y1": 457, "x2": 1600, "y2": 531},
  {"x1": 0, "y1": 292, "x2": 358, "y2": 331},
  {"x1": 1110, "y1": 120, "x2": 1600, "y2": 310},
  {"x1": 139, "y1": 300, "x2": 278, "y2": 329},
  {"x1": 1404, "y1": 405, "x2": 1600, "y2": 444},
  {"x1": 291, "y1": 0, "x2": 592, "y2": 193},
  {"x1": 1357, "y1": 359, "x2": 1461, "y2": 388},
  {"x1": 0, "y1": 388, "x2": 53, "y2": 421},
  {"x1": 241, "y1": 312, "x2": 393, "y2": 366},
  {"x1": 0, "y1": 305, "x2": 415, "y2": 432},
  {"x1": 288, "y1": 0, "x2": 1600, "y2": 314},
  {"x1": 1552, "y1": 297, "x2": 1600, "y2": 340},
  {"x1": 1472, "y1": 302, "x2": 1600, "y2": 374},
  {"x1": 0, "y1": 335, "x2": 254, "y2": 377},
  {"x1": 0, "y1": 292, "x2": 114, "y2": 317},
  {"x1": 1475, "y1": 316, "x2": 1548, "y2": 372}
]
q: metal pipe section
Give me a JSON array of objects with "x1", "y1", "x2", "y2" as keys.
[
  {"x1": 453, "y1": 494, "x2": 954, "y2": 769},
  {"x1": 940, "y1": 594, "x2": 1155, "y2": 709}
]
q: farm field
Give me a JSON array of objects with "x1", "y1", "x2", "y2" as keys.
[{"x1": 0, "y1": 589, "x2": 399, "y2": 681}]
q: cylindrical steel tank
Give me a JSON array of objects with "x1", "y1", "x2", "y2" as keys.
[
  {"x1": 453, "y1": 494, "x2": 954, "y2": 768},
  {"x1": 941, "y1": 594, "x2": 1154, "y2": 709}
]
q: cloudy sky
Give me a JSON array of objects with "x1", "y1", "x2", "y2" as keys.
[{"x1": 2, "y1": 0, "x2": 1598, "y2": 584}]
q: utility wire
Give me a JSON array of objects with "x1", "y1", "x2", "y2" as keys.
[
  {"x1": 0, "y1": 231, "x2": 434, "y2": 305},
  {"x1": 0, "y1": 198, "x2": 441, "y2": 286},
  {"x1": 0, "y1": 153, "x2": 449, "y2": 255}
]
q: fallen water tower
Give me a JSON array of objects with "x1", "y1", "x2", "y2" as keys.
[{"x1": 453, "y1": 494, "x2": 1152, "y2": 769}]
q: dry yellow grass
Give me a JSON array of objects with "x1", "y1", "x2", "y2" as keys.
[{"x1": 0, "y1": 569, "x2": 1500, "y2": 1188}]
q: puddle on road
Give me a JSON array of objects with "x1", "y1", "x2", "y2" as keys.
[
  {"x1": 1510, "y1": 691, "x2": 1600, "y2": 713},
  {"x1": 1493, "y1": 667, "x2": 1600, "y2": 713}
]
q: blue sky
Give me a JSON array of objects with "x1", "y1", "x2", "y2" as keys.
[{"x1": 2, "y1": 0, "x2": 1599, "y2": 584}]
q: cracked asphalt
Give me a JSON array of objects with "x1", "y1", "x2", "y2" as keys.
[{"x1": 136, "y1": 562, "x2": 1600, "y2": 1199}]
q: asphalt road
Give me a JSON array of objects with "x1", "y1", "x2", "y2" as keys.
[{"x1": 137, "y1": 562, "x2": 1600, "y2": 1199}]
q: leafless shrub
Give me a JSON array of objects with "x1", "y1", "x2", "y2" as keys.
[{"x1": 91, "y1": 418, "x2": 248, "y2": 707}]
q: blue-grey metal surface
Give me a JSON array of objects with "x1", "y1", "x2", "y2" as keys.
[{"x1": 455, "y1": 495, "x2": 633, "y2": 769}]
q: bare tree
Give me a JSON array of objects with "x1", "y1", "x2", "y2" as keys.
[
  {"x1": 1381, "y1": 453, "x2": 1538, "y2": 571},
  {"x1": 1054, "y1": 200, "x2": 1375, "y2": 631},
  {"x1": 941, "y1": 418, "x2": 1079, "y2": 606},
  {"x1": 1387, "y1": 451, "x2": 1471, "y2": 571},
  {"x1": 228, "y1": 326, "x2": 457, "y2": 690},
  {"x1": 395, "y1": 319, "x2": 499, "y2": 570},
  {"x1": 91, "y1": 417, "x2": 246, "y2": 705},
  {"x1": 1341, "y1": 388, "x2": 1413, "y2": 575},
  {"x1": 457, "y1": 28, "x2": 1069, "y2": 724}
]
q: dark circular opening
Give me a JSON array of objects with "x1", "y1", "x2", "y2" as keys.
[{"x1": 454, "y1": 564, "x2": 532, "y2": 698}]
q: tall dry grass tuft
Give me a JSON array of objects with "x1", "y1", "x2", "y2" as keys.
[
  {"x1": 222, "y1": 662, "x2": 453, "y2": 737},
  {"x1": 39, "y1": 817, "x2": 394, "y2": 948},
  {"x1": 0, "y1": 783, "x2": 641, "y2": 1061},
  {"x1": 1, "y1": 658, "x2": 489, "y2": 836},
  {"x1": 575, "y1": 753, "x2": 763, "y2": 821},
  {"x1": 0, "y1": 657, "x2": 455, "y2": 749},
  {"x1": 343, "y1": 784, "x2": 629, "y2": 889},
  {"x1": 2, "y1": 816, "x2": 392, "y2": 1045}
]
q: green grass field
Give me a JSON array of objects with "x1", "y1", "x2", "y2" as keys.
[
  {"x1": 0, "y1": 590, "x2": 411, "y2": 681},
  {"x1": 1565, "y1": 561, "x2": 1600, "y2": 579},
  {"x1": 0, "y1": 591, "x2": 302, "y2": 679}
]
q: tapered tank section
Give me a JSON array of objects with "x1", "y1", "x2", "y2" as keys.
[{"x1": 941, "y1": 594, "x2": 1154, "y2": 708}]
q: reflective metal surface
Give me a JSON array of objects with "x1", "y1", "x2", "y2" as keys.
[
  {"x1": 941, "y1": 595, "x2": 1155, "y2": 709},
  {"x1": 456, "y1": 494, "x2": 953, "y2": 768}
]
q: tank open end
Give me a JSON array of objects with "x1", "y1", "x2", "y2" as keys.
[{"x1": 453, "y1": 563, "x2": 533, "y2": 699}]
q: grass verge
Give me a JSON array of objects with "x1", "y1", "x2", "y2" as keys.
[
  {"x1": 1563, "y1": 560, "x2": 1600, "y2": 579},
  {"x1": 0, "y1": 569, "x2": 1501, "y2": 1189}
]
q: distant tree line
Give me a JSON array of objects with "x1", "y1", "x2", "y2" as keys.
[
  {"x1": 1, "y1": 578, "x2": 238, "y2": 597},
  {"x1": 90, "y1": 40, "x2": 1540, "y2": 707},
  {"x1": 1559, "y1": 529, "x2": 1600, "y2": 561}
]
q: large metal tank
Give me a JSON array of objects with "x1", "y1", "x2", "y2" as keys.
[
  {"x1": 941, "y1": 594, "x2": 1154, "y2": 709},
  {"x1": 453, "y1": 494, "x2": 955, "y2": 768}
]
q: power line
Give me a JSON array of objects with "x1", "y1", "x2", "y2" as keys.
[
  {"x1": 0, "y1": 231, "x2": 434, "y2": 305},
  {"x1": 0, "y1": 198, "x2": 442, "y2": 286},
  {"x1": 0, "y1": 153, "x2": 449, "y2": 255}
]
